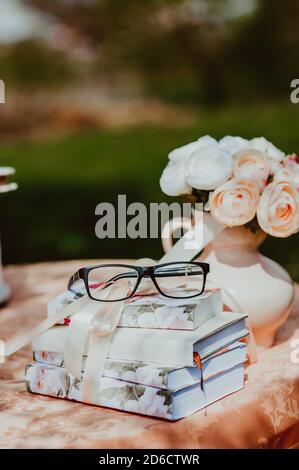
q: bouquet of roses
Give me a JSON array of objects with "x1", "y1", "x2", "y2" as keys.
[{"x1": 160, "y1": 135, "x2": 299, "y2": 238}]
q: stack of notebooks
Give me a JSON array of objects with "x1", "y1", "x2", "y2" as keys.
[{"x1": 26, "y1": 289, "x2": 248, "y2": 420}]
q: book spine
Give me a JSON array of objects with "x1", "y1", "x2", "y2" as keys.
[
  {"x1": 25, "y1": 363, "x2": 174, "y2": 420},
  {"x1": 194, "y1": 290, "x2": 222, "y2": 328}
]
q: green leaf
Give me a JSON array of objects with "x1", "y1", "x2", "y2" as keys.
[
  {"x1": 137, "y1": 305, "x2": 155, "y2": 313},
  {"x1": 151, "y1": 303, "x2": 164, "y2": 309},
  {"x1": 245, "y1": 216, "x2": 261, "y2": 234},
  {"x1": 157, "y1": 389, "x2": 173, "y2": 408},
  {"x1": 183, "y1": 304, "x2": 195, "y2": 313}
]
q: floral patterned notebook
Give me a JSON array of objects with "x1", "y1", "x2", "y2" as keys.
[
  {"x1": 32, "y1": 312, "x2": 249, "y2": 367},
  {"x1": 25, "y1": 362, "x2": 244, "y2": 420},
  {"x1": 33, "y1": 341, "x2": 247, "y2": 391},
  {"x1": 47, "y1": 289, "x2": 222, "y2": 330}
]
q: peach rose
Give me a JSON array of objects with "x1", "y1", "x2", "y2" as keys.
[
  {"x1": 209, "y1": 178, "x2": 260, "y2": 226},
  {"x1": 257, "y1": 181, "x2": 299, "y2": 237},
  {"x1": 273, "y1": 165, "x2": 293, "y2": 184},
  {"x1": 234, "y1": 149, "x2": 270, "y2": 191}
]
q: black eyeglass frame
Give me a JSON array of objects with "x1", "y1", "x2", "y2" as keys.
[{"x1": 68, "y1": 261, "x2": 210, "y2": 302}]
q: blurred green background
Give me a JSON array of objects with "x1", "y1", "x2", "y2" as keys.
[{"x1": 0, "y1": 0, "x2": 299, "y2": 281}]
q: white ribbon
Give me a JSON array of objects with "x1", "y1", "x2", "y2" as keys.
[
  {"x1": 63, "y1": 282, "x2": 129, "y2": 402},
  {"x1": 64, "y1": 300, "x2": 107, "y2": 379},
  {"x1": 3, "y1": 288, "x2": 100, "y2": 357},
  {"x1": 82, "y1": 296, "x2": 127, "y2": 403}
]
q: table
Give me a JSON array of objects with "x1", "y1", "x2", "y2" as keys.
[{"x1": 0, "y1": 260, "x2": 299, "y2": 449}]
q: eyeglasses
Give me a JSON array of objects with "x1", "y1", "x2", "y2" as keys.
[{"x1": 67, "y1": 261, "x2": 210, "y2": 302}]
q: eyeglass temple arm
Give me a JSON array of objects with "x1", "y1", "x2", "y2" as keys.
[
  {"x1": 154, "y1": 269, "x2": 204, "y2": 278},
  {"x1": 101, "y1": 272, "x2": 138, "y2": 287},
  {"x1": 107, "y1": 267, "x2": 205, "y2": 282},
  {"x1": 67, "y1": 270, "x2": 84, "y2": 295}
]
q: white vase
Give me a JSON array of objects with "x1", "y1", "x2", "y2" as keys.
[{"x1": 197, "y1": 226, "x2": 294, "y2": 348}]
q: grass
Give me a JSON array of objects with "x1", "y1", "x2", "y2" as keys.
[{"x1": 0, "y1": 101, "x2": 298, "y2": 281}]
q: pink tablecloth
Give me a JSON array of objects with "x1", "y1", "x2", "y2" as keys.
[{"x1": 0, "y1": 260, "x2": 299, "y2": 449}]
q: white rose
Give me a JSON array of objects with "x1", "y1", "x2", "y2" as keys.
[
  {"x1": 185, "y1": 144, "x2": 234, "y2": 190},
  {"x1": 155, "y1": 305, "x2": 189, "y2": 328},
  {"x1": 137, "y1": 311, "x2": 159, "y2": 328},
  {"x1": 160, "y1": 160, "x2": 191, "y2": 196},
  {"x1": 135, "y1": 366, "x2": 165, "y2": 388},
  {"x1": 122, "y1": 370, "x2": 137, "y2": 382},
  {"x1": 250, "y1": 137, "x2": 285, "y2": 164},
  {"x1": 168, "y1": 135, "x2": 217, "y2": 163},
  {"x1": 219, "y1": 136, "x2": 250, "y2": 156},
  {"x1": 137, "y1": 388, "x2": 171, "y2": 418}
]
